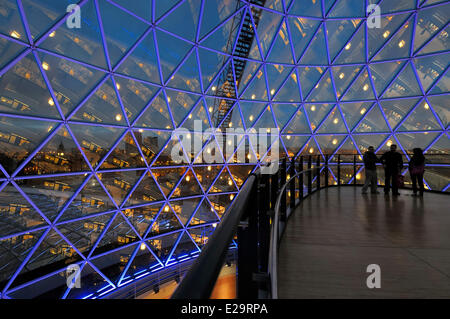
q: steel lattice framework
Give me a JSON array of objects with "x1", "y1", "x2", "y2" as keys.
[{"x1": 0, "y1": 0, "x2": 448, "y2": 299}]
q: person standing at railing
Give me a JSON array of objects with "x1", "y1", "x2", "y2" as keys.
[
  {"x1": 380, "y1": 144, "x2": 403, "y2": 196},
  {"x1": 409, "y1": 148, "x2": 426, "y2": 197},
  {"x1": 361, "y1": 146, "x2": 380, "y2": 194}
]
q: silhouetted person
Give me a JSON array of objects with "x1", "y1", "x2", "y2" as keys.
[
  {"x1": 380, "y1": 144, "x2": 403, "y2": 196},
  {"x1": 409, "y1": 148, "x2": 425, "y2": 197},
  {"x1": 361, "y1": 146, "x2": 379, "y2": 194}
]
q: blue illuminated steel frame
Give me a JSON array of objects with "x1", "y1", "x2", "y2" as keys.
[{"x1": 0, "y1": 0, "x2": 448, "y2": 299}]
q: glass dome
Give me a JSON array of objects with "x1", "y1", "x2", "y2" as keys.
[{"x1": 0, "y1": 0, "x2": 448, "y2": 298}]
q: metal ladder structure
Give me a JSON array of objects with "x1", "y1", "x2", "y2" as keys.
[{"x1": 212, "y1": 0, "x2": 267, "y2": 130}]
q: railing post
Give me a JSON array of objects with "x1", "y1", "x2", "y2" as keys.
[
  {"x1": 337, "y1": 154, "x2": 341, "y2": 186},
  {"x1": 271, "y1": 166, "x2": 278, "y2": 211},
  {"x1": 353, "y1": 155, "x2": 357, "y2": 185},
  {"x1": 299, "y1": 156, "x2": 304, "y2": 200},
  {"x1": 325, "y1": 155, "x2": 329, "y2": 188},
  {"x1": 280, "y1": 158, "x2": 287, "y2": 222},
  {"x1": 237, "y1": 175, "x2": 259, "y2": 298},
  {"x1": 289, "y1": 158, "x2": 296, "y2": 210},
  {"x1": 308, "y1": 155, "x2": 312, "y2": 195},
  {"x1": 316, "y1": 155, "x2": 321, "y2": 190}
]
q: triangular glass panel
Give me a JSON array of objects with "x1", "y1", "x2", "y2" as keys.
[
  {"x1": 69, "y1": 123, "x2": 125, "y2": 168},
  {"x1": 209, "y1": 167, "x2": 238, "y2": 193},
  {"x1": 340, "y1": 101, "x2": 376, "y2": 131},
  {"x1": 124, "y1": 172, "x2": 164, "y2": 207},
  {"x1": 133, "y1": 130, "x2": 171, "y2": 165},
  {"x1": 90, "y1": 243, "x2": 137, "y2": 284},
  {"x1": 289, "y1": 0, "x2": 323, "y2": 17},
  {"x1": 166, "y1": 89, "x2": 200, "y2": 127},
  {"x1": 396, "y1": 132, "x2": 441, "y2": 153},
  {"x1": 413, "y1": 54, "x2": 449, "y2": 93},
  {"x1": 288, "y1": 16, "x2": 321, "y2": 62},
  {"x1": 0, "y1": 53, "x2": 61, "y2": 119},
  {"x1": 122, "y1": 204, "x2": 162, "y2": 237},
  {"x1": 115, "y1": 31, "x2": 160, "y2": 84},
  {"x1": 266, "y1": 21, "x2": 295, "y2": 64},
  {"x1": 167, "y1": 49, "x2": 201, "y2": 93},
  {"x1": 198, "y1": 48, "x2": 229, "y2": 91},
  {"x1": 112, "y1": 0, "x2": 152, "y2": 22},
  {"x1": 299, "y1": 24, "x2": 328, "y2": 65},
  {"x1": 316, "y1": 135, "x2": 346, "y2": 155},
  {"x1": 147, "y1": 231, "x2": 182, "y2": 262},
  {"x1": 379, "y1": 98, "x2": 420, "y2": 130},
  {"x1": 429, "y1": 68, "x2": 449, "y2": 94},
  {"x1": 155, "y1": 0, "x2": 181, "y2": 20},
  {"x1": 21, "y1": 0, "x2": 68, "y2": 41},
  {"x1": 92, "y1": 213, "x2": 139, "y2": 256},
  {"x1": 217, "y1": 103, "x2": 244, "y2": 131},
  {"x1": 370, "y1": 61, "x2": 406, "y2": 97},
  {"x1": 299, "y1": 137, "x2": 321, "y2": 156},
  {"x1": 0, "y1": 230, "x2": 44, "y2": 291},
  {"x1": 167, "y1": 231, "x2": 199, "y2": 262},
  {"x1": 373, "y1": 16, "x2": 414, "y2": 61},
  {"x1": 317, "y1": 106, "x2": 348, "y2": 134},
  {"x1": 98, "y1": 0, "x2": 148, "y2": 68},
  {"x1": 147, "y1": 207, "x2": 182, "y2": 237},
  {"x1": 328, "y1": 0, "x2": 364, "y2": 17},
  {"x1": 60, "y1": 174, "x2": 116, "y2": 222},
  {"x1": 0, "y1": 0, "x2": 28, "y2": 42},
  {"x1": 158, "y1": 0, "x2": 201, "y2": 42},
  {"x1": 37, "y1": 51, "x2": 107, "y2": 117},
  {"x1": 239, "y1": 101, "x2": 267, "y2": 129},
  {"x1": 122, "y1": 243, "x2": 160, "y2": 281},
  {"x1": 397, "y1": 100, "x2": 442, "y2": 132},
  {"x1": 134, "y1": 91, "x2": 173, "y2": 130},
  {"x1": 297, "y1": 66, "x2": 326, "y2": 98},
  {"x1": 0, "y1": 116, "x2": 56, "y2": 175},
  {"x1": 382, "y1": 62, "x2": 422, "y2": 98},
  {"x1": 417, "y1": 25, "x2": 450, "y2": 56},
  {"x1": 0, "y1": 37, "x2": 27, "y2": 70},
  {"x1": 283, "y1": 107, "x2": 311, "y2": 134},
  {"x1": 355, "y1": 105, "x2": 390, "y2": 133},
  {"x1": 152, "y1": 167, "x2": 186, "y2": 197},
  {"x1": 71, "y1": 77, "x2": 127, "y2": 126},
  {"x1": 282, "y1": 135, "x2": 309, "y2": 158},
  {"x1": 413, "y1": 3, "x2": 449, "y2": 53},
  {"x1": 155, "y1": 30, "x2": 192, "y2": 83},
  {"x1": 39, "y1": 0, "x2": 108, "y2": 69},
  {"x1": 201, "y1": 8, "x2": 244, "y2": 55},
  {"x1": 97, "y1": 170, "x2": 143, "y2": 207},
  {"x1": 182, "y1": 100, "x2": 211, "y2": 133},
  {"x1": 188, "y1": 225, "x2": 216, "y2": 249},
  {"x1": 336, "y1": 136, "x2": 360, "y2": 154},
  {"x1": 100, "y1": 132, "x2": 146, "y2": 170},
  {"x1": 252, "y1": 107, "x2": 277, "y2": 131},
  {"x1": 334, "y1": 26, "x2": 365, "y2": 64},
  {"x1": 65, "y1": 263, "x2": 112, "y2": 299},
  {"x1": 10, "y1": 229, "x2": 83, "y2": 289},
  {"x1": 228, "y1": 165, "x2": 254, "y2": 188},
  {"x1": 171, "y1": 168, "x2": 203, "y2": 198},
  {"x1": 307, "y1": 70, "x2": 336, "y2": 102},
  {"x1": 326, "y1": 19, "x2": 362, "y2": 61},
  {"x1": 20, "y1": 125, "x2": 88, "y2": 175},
  {"x1": 426, "y1": 133, "x2": 450, "y2": 154},
  {"x1": 199, "y1": 0, "x2": 242, "y2": 39},
  {"x1": 273, "y1": 71, "x2": 301, "y2": 102},
  {"x1": 367, "y1": 13, "x2": 410, "y2": 59},
  {"x1": 272, "y1": 103, "x2": 298, "y2": 129},
  {"x1": 332, "y1": 65, "x2": 362, "y2": 99},
  {"x1": 427, "y1": 95, "x2": 450, "y2": 128},
  {"x1": 193, "y1": 165, "x2": 223, "y2": 192},
  {"x1": 252, "y1": 8, "x2": 283, "y2": 60},
  {"x1": 57, "y1": 212, "x2": 114, "y2": 256},
  {"x1": 353, "y1": 134, "x2": 390, "y2": 154},
  {"x1": 170, "y1": 198, "x2": 201, "y2": 226},
  {"x1": 114, "y1": 76, "x2": 158, "y2": 123},
  {"x1": 16, "y1": 171, "x2": 74, "y2": 223},
  {"x1": 152, "y1": 133, "x2": 189, "y2": 166},
  {"x1": 0, "y1": 183, "x2": 47, "y2": 238},
  {"x1": 342, "y1": 69, "x2": 375, "y2": 101},
  {"x1": 241, "y1": 66, "x2": 268, "y2": 101},
  {"x1": 207, "y1": 194, "x2": 234, "y2": 218},
  {"x1": 236, "y1": 59, "x2": 262, "y2": 95},
  {"x1": 266, "y1": 64, "x2": 293, "y2": 98},
  {"x1": 304, "y1": 103, "x2": 334, "y2": 132}
]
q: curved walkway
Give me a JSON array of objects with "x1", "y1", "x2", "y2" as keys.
[{"x1": 278, "y1": 187, "x2": 450, "y2": 298}]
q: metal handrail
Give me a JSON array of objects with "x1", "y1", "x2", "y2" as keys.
[
  {"x1": 269, "y1": 165, "x2": 325, "y2": 299},
  {"x1": 171, "y1": 174, "x2": 257, "y2": 299}
]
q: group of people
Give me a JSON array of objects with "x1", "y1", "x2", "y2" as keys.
[{"x1": 361, "y1": 144, "x2": 426, "y2": 197}]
